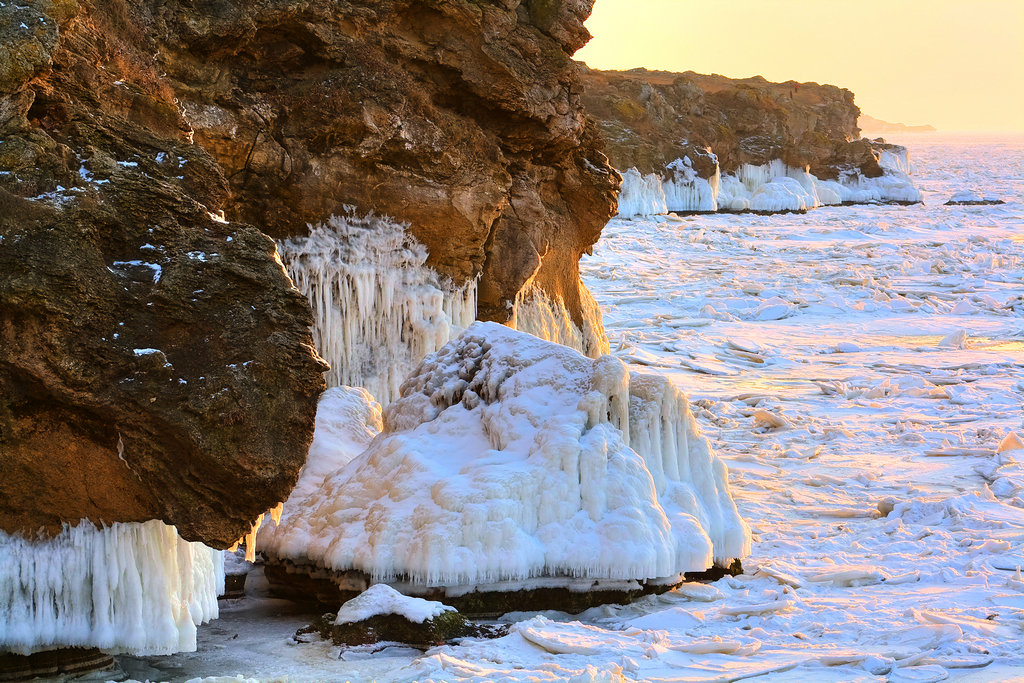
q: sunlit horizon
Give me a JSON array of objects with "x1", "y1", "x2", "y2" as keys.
[{"x1": 576, "y1": 0, "x2": 1024, "y2": 133}]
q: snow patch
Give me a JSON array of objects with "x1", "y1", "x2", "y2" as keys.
[{"x1": 333, "y1": 584, "x2": 454, "y2": 625}]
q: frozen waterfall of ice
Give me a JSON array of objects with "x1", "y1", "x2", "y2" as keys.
[
  {"x1": 262, "y1": 322, "x2": 749, "y2": 591},
  {"x1": 510, "y1": 283, "x2": 611, "y2": 359},
  {"x1": 616, "y1": 146, "x2": 922, "y2": 217},
  {"x1": 616, "y1": 168, "x2": 667, "y2": 218},
  {"x1": 662, "y1": 157, "x2": 719, "y2": 213},
  {"x1": 277, "y1": 209, "x2": 477, "y2": 405},
  {"x1": 0, "y1": 520, "x2": 224, "y2": 655}
]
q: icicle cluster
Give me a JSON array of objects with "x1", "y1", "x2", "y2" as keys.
[
  {"x1": 0, "y1": 520, "x2": 224, "y2": 655},
  {"x1": 616, "y1": 149, "x2": 921, "y2": 217},
  {"x1": 262, "y1": 323, "x2": 750, "y2": 589},
  {"x1": 277, "y1": 209, "x2": 478, "y2": 405},
  {"x1": 510, "y1": 284, "x2": 610, "y2": 359}
]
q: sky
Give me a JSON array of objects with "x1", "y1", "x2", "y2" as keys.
[{"x1": 575, "y1": 0, "x2": 1024, "y2": 132}]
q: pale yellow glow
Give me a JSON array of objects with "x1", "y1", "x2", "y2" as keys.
[{"x1": 577, "y1": 0, "x2": 1024, "y2": 132}]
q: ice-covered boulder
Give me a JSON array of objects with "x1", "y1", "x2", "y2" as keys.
[
  {"x1": 300, "y1": 584, "x2": 471, "y2": 647},
  {"x1": 260, "y1": 323, "x2": 749, "y2": 610},
  {"x1": 945, "y1": 191, "x2": 1005, "y2": 206}
]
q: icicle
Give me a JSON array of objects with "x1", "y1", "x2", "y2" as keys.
[
  {"x1": 0, "y1": 520, "x2": 223, "y2": 656},
  {"x1": 616, "y1": 168, "x2": 668, "y2": 218},
  {"x1": 510, "y1": 283, "x2": 610, "y2": 358},
  {"x1": 243, "y1": 514, "x2": 264, "y2": 563},
  {"x1": 277, "y1": 208, "x2": 478, "y2": 405},
  {"x1": 269, "y1": 502, "x2": 283, "y2": 526}
]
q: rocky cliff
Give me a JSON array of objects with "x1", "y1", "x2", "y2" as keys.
[
  {"x1": 156, "y1": 0, "x2": 618, "y2": 323},
  {"x1": 580, "y1": 68, "x2": 883, "y2": 181},
  {"x1": 0, "y1": 0, "x2": 617, "y2": 546}
]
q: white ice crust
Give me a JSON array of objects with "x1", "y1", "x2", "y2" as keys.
[
  {"x1": 0, "y1": 520, "x2": 224, "y2": 655},
  {"x1": 277, "y1": 209, "x2": 477, "y2": 404},
  {"x1": 260, "y1": 386, "x2": 382, "y2": 553},
  {"x1": 616, "y1": 147, "x2": 922, "y2": 217},
  {"x1": 333, "y1": 584, "x2": 454, "y2": 625},
  {"x1": 263, "y1": 322, "x2": 749, "y2": 589}
]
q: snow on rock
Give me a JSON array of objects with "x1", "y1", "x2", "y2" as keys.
[
  {"x1": 264, "y1": 322, "x2": 749, "y2": 590},
  {"x1": 0, "y1": 520, "x2": 223, "y2": 655},
  {"x1": 616, "y1": 168, "x2": 667, "y2": 218},
  {"x1": 277, "y1": 209, "x2": 477, "y2": 404},
  {"x1": 945, "y1": 190, "x2": 1005, "y2": 205},
  {"x1": 510, "y1": 284, "x2": 610, "y2": 359},
  {"x1": 333, "y1": 584, "x2": 454, "y2": 625},
  {"x1": 259, "y1": 386, "x2": 382, "y2": 558}
]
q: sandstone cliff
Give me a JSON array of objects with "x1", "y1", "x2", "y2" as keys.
[
  {"x1": 580, "y1": 68, "x2": 883, "y2": 181},
  {"x1": 155, "y1": 0, "x2": 618, "y2": 323},
  {"x1": 0, "y1": 0, "x2": 617, "y2": 545}
]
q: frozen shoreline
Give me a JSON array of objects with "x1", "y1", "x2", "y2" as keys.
[{"x1": 117, "y1": 134, "x2": 1024, "y2": 681}]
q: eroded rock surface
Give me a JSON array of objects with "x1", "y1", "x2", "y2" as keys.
[
  {"x1": 0, "y1": 0, "x2": 326, "y2": 546},
  {"x1": 155, "y1": 0, "x2": 619, "y2": 323}
]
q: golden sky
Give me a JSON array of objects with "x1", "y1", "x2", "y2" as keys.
[{"x1": 576, "y1": 0, "x2": 1024, "y2": 132}]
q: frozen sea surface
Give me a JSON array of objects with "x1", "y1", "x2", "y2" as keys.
[{"x1": 118, "y1": 134, "x2": 1024, "y2": 681}]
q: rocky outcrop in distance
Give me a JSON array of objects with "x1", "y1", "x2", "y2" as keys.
[
  {"x1": 579, "y1": 68, "x2": 922, "y2": 215},
  {"x1": 580, "y1": 67, "x2": 882, "y2": 180},
  {"x1": 0, "y1": 0, "x2": 618, "y2": 547}
]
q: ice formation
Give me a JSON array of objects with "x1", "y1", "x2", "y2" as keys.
[
  {"x1": 263, "y1": 322, "x2": 749, "y2": 590},
  {"x1": 616, "y1": 168, "x2": 667, "y2": 218},
  {"x1": 510, "y1": 284, "x2": 610, "y2": 359},
  {"x1": 259, "y1": 386, "x2": 382, "y2": 557},
  {"x1": 662, "y1": 157, "x2": 718, "y2": 213},
  {"x1": 277, "y1": 209, "x2": 478, "y2": 404},
  {"x1": 615, "y1": 147, "x2": 922, "y2": 217},
  {"x1": 333, "y1": 584, "x2": 454, "y2": 625},
  {"x1": 0, "y1": 520, "x2": 224, "y2": 655}
]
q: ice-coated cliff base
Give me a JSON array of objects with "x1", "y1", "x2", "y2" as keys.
[
  {"x1": 0, "y1": 520, "x2": 224, "y2": 656},
  {"x1": 616, "y1": 147, "x2": 923, "y2": 218},
  {"x1": 277, "y1": 209, "x2": 477, "y2": 405},
  {"x1": 259, "y1": 322, "x2": 749, "y2": 612}
]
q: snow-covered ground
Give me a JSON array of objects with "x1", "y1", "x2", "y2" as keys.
[{"x1": 117, "y1": 134, "x2": 1024, "y2": 681}]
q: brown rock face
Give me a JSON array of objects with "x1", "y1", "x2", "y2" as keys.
[
  {"x1": 580, "y1": 68, "x2": 884, "y2": 180},
  {"x1": 0, "y1": 0, "x2": 327, "y2": 547},
  {"x1": 0, "y1": 0, "x2": 616, "y2": 544},
  {"x1": 153, "y1": 0, "x2": 619, "y2": 322}
]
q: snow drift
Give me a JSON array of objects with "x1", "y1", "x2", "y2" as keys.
[
  {"x1": 0, "y1": 520, "x2": 223, "y2": 655},
  {"x1": 277, "y1": 209, "x2": 477, "y2": 404},
  {"x1": 260, "y1": 322, "x2": 749, "y2": 592},
  {"x1": 616, "y1": 148, "x2": 922, "y2": 218}
]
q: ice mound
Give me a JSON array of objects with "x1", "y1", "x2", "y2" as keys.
[
  {"x1": 334, "y1": 584, "x2": 454, "y2": 625},
  {"x1": 0, "y1": 520, "x2": 223, "y2": 655},
  {"x1": 277, "y1": 208, "x2": 477, "y2": 404},
  {"x1": 945, "y1": 190, "x2": 1005, "y2": 206},
  {"x1": 262, "y1": 322, "x2": 749, "y2": 590},
  {"x1": 259, "y1": 386, "x2": 382, "y2": 559}
]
